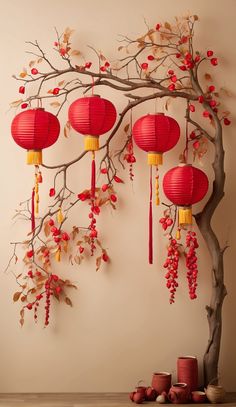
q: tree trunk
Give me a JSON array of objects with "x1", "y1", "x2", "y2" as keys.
[{"x1": 195, "y1": 120, "x2": 227, "y2": 386}]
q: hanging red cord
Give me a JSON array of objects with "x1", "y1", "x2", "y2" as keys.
[
  {"x1": 149, "y1": 165, "x2": 153, "y2": 264},
  {"x1": 91, "y1": 151, "x2": 96, "y2": 199},
  {"x1": 31, "y1": 187, "x2": 35, "y2": 233}
]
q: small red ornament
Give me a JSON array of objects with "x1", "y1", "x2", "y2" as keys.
[
  {"x1": 208, "y1": 85, "x2": 215, "y2": 92},
  {"x1": 53, "y1": 87, "x2": 60, "y2": 95},
  {"x1": 141, "y1": 62, "x2": 148, "y2": 70},
  {"x1": 31, "y1": 68, "x2": 38, "y2": 75},
  {"x1": 189, "y1": 104, "x2": 195, "y2": 112},
  {"x1": 198, "y1": 95, "x2": 204, "y2": 103},
  {"x1": 147, "y1": 55, "x2": 154, "y2": 61},
  {"x1": 155, "y1": 23, "x2": 161, "y2": 30},
  {"x1": 224, "y1": 117, "x2": 231, "y2": 126},
  {"x1": 19, "y1": 86, "x2": 25, "y2": 94},
  {"x1": 207, "y1": 50, "x2": 214, "y2": 57},
  {"x1": 210, "y1": 57, "x2": 218, "y2": 66}
]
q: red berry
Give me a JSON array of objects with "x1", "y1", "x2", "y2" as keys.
[
  {"x1": 210, "y1": 57, "x2": 218, "y2": 66},
  {"x1": 198, "y1": 95, "x2": 204, "y2": 103},
  {"x1": 79, "y1": 246, "x2": 84, "y2": 254},
  {"x1": 85, "y1": 62, "x2": 92, "y2": 68},
  {"x1": 195, "y1": 55, "x2": 201, "y2": 63},
  {"x1": 224, "y1": 118, "x2": 231, "y2": 126},
  {"x1": 36, "y1": 294, "x2": 43, "y2": 300},
  {"x1": 100, "y1": 66, "x2": 106, "y2": 72},
  {"x1": 208, "y1": 85, "x2": 215, "y2": 93},
  {"x1": 141, "y1": 62, "x2": 148, "y2": 70},
  {"x1": 52, "y1": 274, "x2": 59, "y2": 282},
  {"x1": 90, "y1": 230, "x2": 97, "y2": 238},
  {"x1": 102, "y1": 184, "x2": 109, "y2": 192},
  {"x1": 54, "y1": 237, "x2": 61, "y2": 243},
  {"x1": 100, "y1": 168, "x2": 108, "y2": 174},
  {"x1": 31, "y1": 68, "x2": 38, "y2": 75},
  {"x1": 48, "y1": 219, "x2": 54, "y2": 226},
  {"x1": 26, "y1": 250, "x2": 34, "y2": 258},
  {"x1": 189, "y1": 104, "x2": 195, "y2": 112},
  {"x1": 77, "y1": 193, "x2": 86, "y2": 201},
  {"x1": 36, "y1": 271, "x2": 42, "y2": 276},
  {"x1": 53, "y1": 87, "x2": 60, "y2": 95},
  {"x1": 168, "y1": 83, "x2": 175, "y2": 91},
  {"x1": 171, "y1": 75, "x2": 177, "y2": 83},
  {"x1": 27, "y1": 303, "x2": 33, "y2": 310},
  {"x1": 62, "y1": 232, "x2": 70, "y2": 241},
  {"x1": 176, "y1": 53, "x2": 181, "y2": 58},
  {"x1": 166, "y1": 218, "x2": 173, "y2": 226},
  {"x1": 147, "y1": 55, "x2": 154, "y2": 61},
  {"x1": 179, "y1": 65, "x2": 187, "y2": 71},
  {"x1": 207, "y1": 50, "x2": 214, "y2": 57},
  {"x1": 55, "y1": 286, "x2": 62, "y2": 294},
  {"x1": 92, "y1": 206, "x2": 100, "y2": 215},
  {"x1": 114, "y1": 175, "x2": 124, "y2": 183},
  {"x1": 102, "y1": 253, "x2": 109, "y2": 262},
  {"x1": 105, "y1": 61, "x2": 110, "y2": 67},
  {"x1": 54, "y1": 41, "x2": 59, "y2": 47},
  {"x1": 21, "y1": 103, "x2": 28, "y2": 109},
  {"x1": 209, "y1": 100, "x2": 216, "y2": 107},
  {"x1": 59, "y1": 48, "x2": 66, "y2": 56},
  {"x1": 189, "y1": 131, "x2": 196, "y2": 140},
  {"x1": 49, "y1": 188, "x2": 55, "y2": 197},
  {"x1": 50, "y1": 226, "x2": 58, "y2": 233},
  {"x1": 203, "y1": 110, "x2": 210, "y2": 118},
  {"x1": 19, "y1": 86, "x2": 25, "y2": 94},
  {"x1": 155, "y1": 23, "x2": 161, "y2": 30},
  {"x1": 168, "y1": 69, "x2": 174, "y2": 75},
  {"x1": 193, "y1": 141, "x2": 200, "y2": 150},
  {"x1": 110, "y1": 194, "x2": 117, "y2": 202}
]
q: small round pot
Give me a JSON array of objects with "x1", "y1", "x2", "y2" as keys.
[
  {"x1": 205, "y1": 384, "x2": 225, "y2": 403},
  {"x1": 168, "y1": 383, "x2": 190, "y2": 404},
  {"x1": 192, "y1": 391, "x2": 207, "y2": 403},
  {"x1": 151, "y1": 372, "x2": 172, "y2": 394},
  {"x1": 135, "y1": 386, "x2": 146, "y2": 399}
]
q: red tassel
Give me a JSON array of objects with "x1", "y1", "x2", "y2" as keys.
[
  {"x1": 31, "y1": 187, "x2": 35, "y2": 233},
  {"x1": 91, "y1": 155, "x2": 96, "y2": 199},
  {"x1": 149, "y1": 166, "x2": 153, "y2": 264}
]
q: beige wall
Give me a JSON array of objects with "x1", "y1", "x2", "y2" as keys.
[{"x1": 0, "y1": 0, "x2": 235, "y2": 393}]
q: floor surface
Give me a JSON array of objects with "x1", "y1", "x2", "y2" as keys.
[{"x1": 0, "y1": 393, "x2": 235, "y2": 407}]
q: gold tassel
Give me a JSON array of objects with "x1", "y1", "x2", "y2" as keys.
[
  {"x1": 176, "y1": 228, "x2": 181, "y2": 240},
  {"x1": 57, "y1": 208, "x2": 64, "y2": 224},
  {"x1": 84, "y1": 136, "x2": 99, "y2": 151},
  {"x1": 178, "y1": 207, "x2": 192, "y2": 225},
  {"x1": 27, "y1": 150, "x2": 42, "y2": 165},
  {"x1": 147, "y1": 152, "x2": 163, "y2": 166}
]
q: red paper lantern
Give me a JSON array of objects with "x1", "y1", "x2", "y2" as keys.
[
  {"x1": 132, "y1": 113, "x2": 180, "y2": 166},
  {"x1": 11, "y1": 108, "x2": 60, "y2": 165},
  {"x1": 163, "y1": 164, "x2": 209, "y2": 225},
  {"x1": 132, "y1": 113, "x2": 180, "y2": 264},
  {"x1": 68, "y1": 95, "x2": 117, "y2": 151},
  {"x1": 11, "y1": 108, "x2": 60, "y2": 232}
]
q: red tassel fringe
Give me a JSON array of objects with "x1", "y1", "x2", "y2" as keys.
[
  {"x1": 149, "y1": 166, "x2": 153, "y2": 264},
  {"x1": 31, "y1": 187, "x2": 35, "y2": 233},
  {"x1": 91, "y1": 157, "x2": 96, "y2": 199}
]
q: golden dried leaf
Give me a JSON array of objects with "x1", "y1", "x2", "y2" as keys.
[
  {"x1": 164, "y1": 22, "x2": 172, "y2": 31},
  {"x1": 71, "y1": 226, "x2": 79, "y2": 240},
  {"x1": 19, "y1": 72, "x2": 27, "y2": 78},
  {"x1": 37, "y1": 58, "x2": 43, "y2": 64},
  {"x1": 65, "y1": 297, "x2": 73, "y2": 306},
  {"x1": 124, "y1": 123, "x2": 130, "y2": 133},
  {"x1": 96, "y1": 256, "x2": 102, "y2": 271},
  {"x1": 29, "y1": 60, "x2": 35, "y2": 68},
  {"x1": 70, "y1": 50, "x2": 81, "y2": 56},
  {"x1": 50, "y1": 101, "x2": 61, "y2": 108},
  {"x1": 19, "y1": 318, "x2": 24, "y2": 327},
  {"x1": 204, "y1": 73, "x2": 212, "y2": 81},
  {"x1": 10, "y1": 99, "x2": 23, "y2": 107},
  {"x1": 58, "y1": 80, "x2": 65, "y2": 87},
  {"x1": 44, "y1": 221, "x2": 51, "y2": 237},
  {"x1": 13, "y1": 292, "x2": 21, "y2": 302},
  {"x1": 193, "y1": 15, "x2": 199, "y2": 21}
]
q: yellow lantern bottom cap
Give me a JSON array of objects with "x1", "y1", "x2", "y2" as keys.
[
  {"x1": 147, "y1": 152, "x2": 163, "y2": 166},
  {"x1": 84, "y1": 136, "x2": 99, "y2": 151},
  {"x1": 178, "y1": 207, "x2": 193, "y2": 225},
  {"x1": 27, "y1": 150, "x2": 42, "y2": 165}
]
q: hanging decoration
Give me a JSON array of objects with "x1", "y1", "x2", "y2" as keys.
[
  {"x1": 162, "y1": 163, "x2": 209, "y2": 302},
  {"x1": 132, "y1": 113, "x2": 180, "y2": 264},
  {"x1": 11, "y1": 108, "x2": 60, "y2": 233},
  {"x1": 68, "y1": 95, "x2": 117, "y2": 254}
]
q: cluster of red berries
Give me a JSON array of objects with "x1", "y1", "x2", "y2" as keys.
[
  {"x1": 49, "y1": 218, "x2": 70, "y2": 244},
  {"x1": 124, "y1": 139, "x2": 136, "y2": 181},
  {"x1": 163, "y1": 239, "x2": 180, "y2": 304},
  {"x1": 186, "y1": 231, "x2": 199, "y2": 300},
  {"x1": 159, "y1": 215, "x2": 173, "y2": 231},
  {"x1": 100, "y1": 61, "x2": 110, "y2": 72},
  {"x1": 88, "y1": 203, "x2": 98, "y2": 256}
]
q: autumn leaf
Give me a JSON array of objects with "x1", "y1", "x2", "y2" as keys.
[
  {"x1": 29, "y1": 60, "x2": 35, "y2": 68},
  {"x1": 96, "y1": 256, "x2": 102, "y2": 271},
  {"x1": 164, "y1": 22, "x2": 172, "y2": 31},
  {"x1": 50, "y1": 101, "x2": 61, "y2": 108},
  {"x1": 10, "y1": 99, "x2": 23, "y2": 107},
  {"x1": 124, "y1": 123, "x2": 130, "y2": 133},
  {"x1": 74, "y1": 255, "x2": 81, "y2": 265},
  {"x1": 118, "y1": 46, "x2": 124, "y2": 51},
  {"x1": 44, "y1": 220, "x2": 51, "y2": 237},
  {"x1": 204, "y1": 73, "x2": 212, "y2": 81},
  {"x1": 13, "y1": 292, "x2": 21, "y2": 302},
  {"x1": 37, "y1": 58, "x2": 43, "y2": 64},
  {"x1": 19, "y1": 308, "x2": 25, "y2": 327},
  {"x1": 21, "y1": 295, "x2": 27, "y2": 302},
  {"x1": 58, "y1": 80, "x2": 66, "y2": 87},
  {"x1": 70, "y1": 50, "x2": 81, "y2": 56},
  {"x1": 65, "y1": 297, "x2": 73, "y2": 306}
]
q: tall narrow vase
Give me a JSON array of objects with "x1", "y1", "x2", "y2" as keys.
[{"x1": 177, "y1": 356, "x2": 198, "y2": 392}]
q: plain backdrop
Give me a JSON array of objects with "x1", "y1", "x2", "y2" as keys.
[{"x1": 0, "y1": 0, "x2": 235, "y2": 393}]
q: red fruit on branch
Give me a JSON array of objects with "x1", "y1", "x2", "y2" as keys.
[
  {"x1": 26, "y1": 250, "x2": 34, "y2": 258},
  {"x1": 209, "y1": 100, "x2": 217, "y2": 107},
  {"x1": 52, "y1": 274, "x2": 59, "y2": 282},
  {"x1": 79, "y1": 246, "x2": 84, "y2": 254},
  {"x1": 100, "y1": 168, "x2": 108, "y2": 174},
  {"x1": 141, "y1": 62, "x2": 148, "y2": 70},
  {"x1": 179, "y1": 65, "x2": 187, "y2": 71},
  {"x1": 189, "y1": 104, "x2": 195, "y2": 112},
  {"x1": 176, "y1": 53, "x2": 181, "y2": 58},
  {"x1": 155, "y1": 23, "x2": 161, "y2": 30},
  {"x1": 224, "y1": 118, "x2": 231, "y2": 126},
  {"x1": 62, "y1": 232, "x2": 70, "y2": 241},
  {"x1": 110, "y1": 194, "x2": 117, "y2": 202},
  {"x1": 50, "y1": 226, "x2": 58, "y2": 233},
  {"x1": 195, "y1": 55, "x2": 201, "y2": 63},
  {"x1": 59, "y1": 48, "x2": 66, "y2": 56},
  {"x1": 102, "y1": 184, "x2": 109, "y2": 192},
  {"x1": 54, "y1": 41, "x2": 59, "y2": 47},
  {"x1": 193, "y1": 141, "x2": 200, "y2": 150},
  {"x1": 198, "y1": 95, "x2": 204, "y2": 103},
  {"x1": 21, "y1": 103, "x2": 28, "y2": 109},
  {"x1": 210, "y1": 57, "x2": 218, "y2": 66},
  {"x1": 54, "y1": 237, "x2": 61, "y2": 243},
  {"x1": 105, "y1": 61, "x2": 110, "y2": 67},
  {"x1": 85, "y1": 61, "x2": 92, "y2": 68},
  {"x1": 48, "y1": 219, "x2": 54, "y2": 226},
  {"x1": 190, "y1": 131, "x2": 196, "y2": 139},
  {"x1": 168, "y1": 69, "x2": 174, "y2": 75},
  {"x1": 92, "y1": 206, "x2": 100, "y2": 215},
  {"x1": 166, "y1": 218, "x2": 173, "y2": 226},
  {"x1": 208, "y1": 85, "x2": 215, "y2": 92},
  {"x1": 53, "y1": 87, "x2": 60, "y2": 95},
  {"x1": 19, "y1": 86, "x2": 25, "y2": 94},
  {"x1": 55, "y1": 286, "x2": 62, "y2": 294},
  {"x1": 27, "y1": 303, "x2": 33, "y2": 310},
  {"x1": 36, "y1": 294, "x2": 43, "y2": 300},
  {"x1": 171, "y1": 75, "x2": 177, "y2": 83},
  {"x1": 102, "y1": 253, "x2": 109, "y2": 262},
  {"x1": 207, "y1": 50, "x2": 214, "y2": 57},
  {"x1": 147, "y1": 55, "x2": 154, "y2": 61},
  {"x1": 168, "y1": 83, "x2": 175, "y2": 91},
  {"x1": 186, "y1": 231, "x2": 199, "y2": 300},
  {"x1": 114, "y1": 175, "x2": 124, "y2": 183},
  {"x1": 90, "y1": 230, "x2": 97, "y2": 238},
  {"x1": 100, "y1": 66, "x2": 106, "y2": 72},
  {"x1": 203, "y1": 110, "x2": 210, "y2": 117},
  {"x1": 35, "y1": 271, "x2": 42, "y2": 276},
  {"x1": 31, "y1": 68, "x2": 38, "y2": 75},
  {"x1": 49, "y1": 188, "x2": 56, "y2": 197},
  {"x1": 28, "y1": 270, "x2": 33, "y2": 278}
]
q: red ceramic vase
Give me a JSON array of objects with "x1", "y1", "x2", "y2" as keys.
[
  {"x1": 177, "y1": 356, "x2": 198, "y2": 392},
  {"x1": 151, "y1": 372, "x2": 172, "y2": 394},
  {"x1": 168, "y1": 383, "x2": 190, "y2": 404}
]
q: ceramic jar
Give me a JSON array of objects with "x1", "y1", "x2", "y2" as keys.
[
  {"x1": 151, "y1": 372, "x2": 172, "y2": 394},
  {"x1": 168, "y1": 383, "x2": 190, "y2": 404},
  {"x1": 205, "y1": 384, "x2": 225, "y2": 403},
  {"x1": 177, "y1": 356, "x2": 198, "y2": 392}
]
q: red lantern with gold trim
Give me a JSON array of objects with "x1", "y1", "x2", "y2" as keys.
[
  {"x1": 68, "y1": 95, "x2": 117, "y2": 198},
  {"x1": 11, "y1": 108, "x2": 60, "y2": 232},
  {"x1": 132, "y1": 113, "x2": 180, "y2": 264},
  {"x1": 163, "y1": 164, "x2": 209, "y2": 226}
]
